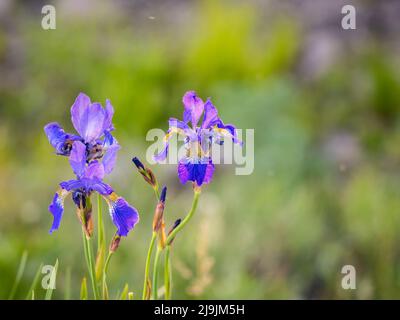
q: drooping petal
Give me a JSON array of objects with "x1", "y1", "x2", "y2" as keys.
[
  {"x1": 182, "y1": 91, "x2": 204, "y2": 127},
  {"x1": 90, "y1": 180, "x2": 114, "y2": 196},
  {"x1": 154, "y1": 118, "x2": 196, "y2": 162},
  {"x1": 201, "y1": 99, "x2": 220, "y2": 129},
  {"x1": 169, "y1": 118, "x2": 197, "y2": 140},
  {"x1": 69, "y1": 141, "x2": 87, "y2": 178},
  {"x1": 48, "y1": 187, "x2": 70, "y2": 233},
  {"x1": 60, "y1": 179, "x2": 85, "y2": 191},
  {"x1": 213, "y1": 122, "x2": 243, "y2": 145},
  {"x1": 71, "y1": 92, "x2": 91, "y2": 135},
  {"x1": 44, "y1": 122, "x2": 79, "y2": 156},
  {"x1": 154, "y1": 142, "x2": 169, "y2": 162},
  {"x1": 103, "y1": 192, "x2": 139, "y2": 236},
  {"x1": 177, "y1": 159, "x2": 214, "y2": 186}
]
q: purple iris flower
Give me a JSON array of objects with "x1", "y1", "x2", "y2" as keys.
[
  {"x1": 45, "y1": 93, "x2": 139, "y2": 236},
  {"x1": 44, "y1": 92, "x2": 117, "y2": 163},
  {"x1": 154, "y1": 91, "x2": 242, "y2": 186}
]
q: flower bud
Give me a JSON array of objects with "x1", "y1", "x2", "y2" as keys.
[
  {"x1": 132, "y1": 157, "x2": 158, "y2": 188},
  {"x1": 167, "y1": 218, "x2": 182, "y2": 245},
  {"x1": 152, "y1": 186, "x2": 167, "y2": 232},
  {"x1": 110, "y1": 234, "x2": 121, "y2": 253},
  {"x1": 158, "y1": 221, "x2": 167, "y2": 249}
]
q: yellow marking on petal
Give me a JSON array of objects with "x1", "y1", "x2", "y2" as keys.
[
  {"x1": 164, "y1": 127, "x2": 186, "y2": 141},
  {"x1": 108, "y1": 192, "x2": 119, "y2": 202},
  {"x1": 213, "y1": 127, "x2": 231, "y2": 137}
]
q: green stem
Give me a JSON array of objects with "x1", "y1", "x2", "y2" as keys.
[
  {"x1": 166, "y1": 191, "x2": 200, "y2": 245},
  {"x1": 142, "y1": 232, "x2": 157, "y2": 299},
  {"x1": 152, "y1": 247, "x2": 162, "y2": 300},
  {"x1": 97, "y1": 194, "x2": 104, "y2": 250},
  {"x1": 82, "y1": 229, "x2": 99, "y2": 300},
  {"x1": 102, "y1": 251, "x2": 113, "y2": 300},
  {"x1": 161, "y1": 191, "x2": 200, "y2": 300},
  {"x1": 164, "y1": 246, "x2": 171, "y2": 300},
  {"x1": 153, "y1": 186, "x2": 160, "y2": 201}
]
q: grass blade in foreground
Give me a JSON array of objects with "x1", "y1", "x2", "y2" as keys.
[
  {"x1": 25, "y1": 262, "x2": 44, "y2": 300},
  {"x1": 8, "y1": 250, "x2": 28, "y2": 299},
  {"x1": 80, "y1": 277, "x2": 88, "y2": 300}
]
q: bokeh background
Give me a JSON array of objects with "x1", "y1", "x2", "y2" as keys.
[{"x1": 1, "y1": 0, "x2": 400, "y2": 299}]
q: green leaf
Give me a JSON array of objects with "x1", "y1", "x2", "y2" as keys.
[
  {"x1": 119, "y1": 283, "x2": 129, "y2": 300},
  {"x1": 95, "y1": 245, "x2": 105, "y2": 283}
]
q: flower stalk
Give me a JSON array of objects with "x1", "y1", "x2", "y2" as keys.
[
  {"x1": 164, "y1": 245, "x2": 171, "y2": 300},
  {"x1": 142, "y1": 232, "x2": 157, "y2": 300},
  {"x1": 152, "y1": 246, "x2": 162, "y2": 300},
  {"x1": 82, "y1": 227, "x2": 99, "y2": 299},
  {"x1": 166, "y1": 189, "x2": 201, "y2": 245}
]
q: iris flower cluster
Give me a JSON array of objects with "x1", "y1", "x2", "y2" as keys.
[
  {"x1": 44, "y1": 93, "x2": 139, "y2": 237},
  {"x1": 45, "y1": 90, "x2": 242, "y2": 300},
  {"x1": 155, "y1": 91, "x2": 242, "y2": 186}
]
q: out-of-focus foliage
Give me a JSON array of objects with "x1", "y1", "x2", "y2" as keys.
[{"x1": 0, "y1": 0, "x2": 400, "y2": 299}]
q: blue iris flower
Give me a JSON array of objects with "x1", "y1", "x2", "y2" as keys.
[
  {"x1": 154, "y1": 91, "x2": 242, "y2": 186},
  {"x1": 45, "y1": 93, "x2": 139, "y2": 237}
]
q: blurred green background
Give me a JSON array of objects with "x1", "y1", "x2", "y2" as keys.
[{"x1": 1, "y1": 0, "x2": 400, "y2": 299}]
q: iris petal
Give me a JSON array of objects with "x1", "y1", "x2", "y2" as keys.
[
  {"x1": 69, "y1": 141, "x2": 87, "y2": 178},
  {"x1": 182, "y1": 91, "x2": 204, "y2": 127},
  {"x1": 201, "y1": 99, "x2": 220, "y2": 129},
  {"x1": 154, "y1": 118, "x2": 196, "y2": 162},
  {"x1": 60, "y1": 179, "x2": 85, "y2": 191},
  {"x1": 177, "y1": 159, "x2": 214, "y2": 186},
  {"x1": 44, "y1": 122, "x2": 79, "y2": 155},
  {"x1": 79, "y1": 102, "x2": 107, "y2": 143},
  {"x1": 71, "y1": 92, "x2": 91, "y2": 135},
  {"x1": 154, "y1": 142, "x2": 169, "y2": 162},
  {"x1": 104, "y1": 99, "x2": 115, "y2": 132},
  {"x1": 91, "y1": 180, "x2": 114, "y2": 195},
  {"x1": 48, "y1": 188, "x2": 70, "y2": 234},
  {"x1": 213, "y1": 122, "x2": 243, "y2": 145},
  {"x1": 102, "y1": 142, "x2": 120, "y2": 175},
  {"x1": 84, "y1": 161, "x2": 105, "y2": 180},
  {"x1": 103, "y1": 193, "x2": 139, "y2": 236}
]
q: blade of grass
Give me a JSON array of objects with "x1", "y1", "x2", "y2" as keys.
[
  {"x1": 25, "y1": 262, "x2": 44, "y2": 300},
  {"x1": 44, "y1": 259, "x2": 58, "y2": 300},
  {"x1": 102, "y1": 251, "x2": 113, "y2": 300},
  {"x1": 8, "y1": 250, "x2": 28, "y2": 299},
  {"x1": 119, "y1": 283, "x2": 129, "y2": 300},
  {"x1": 80, "y1": 277, "x2": 88, "y2": 300}
]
